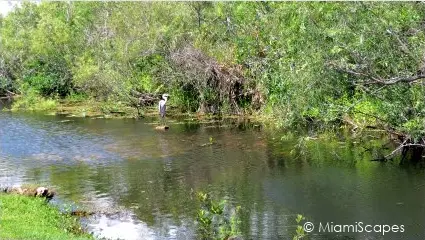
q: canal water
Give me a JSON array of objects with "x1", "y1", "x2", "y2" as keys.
[{"x1": 0, "y1": 111, "x2": 424, "y2": 239}]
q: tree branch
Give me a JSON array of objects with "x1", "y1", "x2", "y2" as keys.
[
  {"x1": 383, "y1": 139, "x2": 408, "y2": 160},
  {"x1": 362, "y1": 74, "x2": 425, "y2": 86},
  {"x1": 328, "y1": 62, "x2": 425, "y2": 86}
]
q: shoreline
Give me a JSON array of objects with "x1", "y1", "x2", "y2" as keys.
[{"x1": 3, "y1": 98, "x2": 265, "y2": 124}]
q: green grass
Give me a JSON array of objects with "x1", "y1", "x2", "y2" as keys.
[
  {"x1": 0, "y1": 194, "x2": 93, "y2": 240},
  {"x1": 10, "y1": 90, "x2": 57, "y2": 112}
]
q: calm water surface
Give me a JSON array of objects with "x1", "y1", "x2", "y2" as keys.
[{"x1": 1, "y1": 111, "x2": 424, "y2": 240}]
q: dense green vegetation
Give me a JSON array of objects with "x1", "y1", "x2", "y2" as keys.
[
  {"x1": 2, "y1": 2, "x2": 425, "y2": 159},
  {"x1": 0, "y1": 194, "x2": 92, "y2": 240},
  {"x1": 196, "y1": 191, "x2": 241, "y2": 240}
]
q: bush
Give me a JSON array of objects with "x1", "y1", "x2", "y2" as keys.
[
  {"x1": 196, "y1": 192, "x2": 241, "y2": 240},
  {"x1": 11, "y1": 88, "x2": 57, "y2": 111},
  {"x1": 23, "y1": 73, "x2": 72, "y2": 97}
]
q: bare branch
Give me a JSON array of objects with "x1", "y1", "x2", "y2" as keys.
[
  {"x1": 328, "y1": 62, "x2": 425, "y2": 86},
  {"x1": 384, "y1": 139, "x2": 408, "y2": 160},
  {"x1": 362, "y1": 74, "x2": 425, "y2": 86},
  {"x1": 327, "y1": 62, "x2": 380, "y2": 82}
]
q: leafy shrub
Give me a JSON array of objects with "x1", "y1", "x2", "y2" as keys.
[
  {"x1": 196, "y1": 192, "x2": 241, "y2": 240},
  {"x1": 11, "y1": 88, "x2": 57, "y2": 111}
]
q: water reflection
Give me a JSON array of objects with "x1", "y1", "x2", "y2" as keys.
[{"x1": 1, "y1": 112, "x2": 425, "y2": 239}]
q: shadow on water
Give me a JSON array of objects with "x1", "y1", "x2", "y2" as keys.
[
  {"x1": 1, "y1": 111, "x2": 425, "y2": 239},
  {"x1": 0, "y1": 98, "x2": 12, "y2": 111}
]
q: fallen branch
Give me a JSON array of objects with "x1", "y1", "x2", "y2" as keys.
[
  {"x1": 373, "y1": 138, "x2": 425, "y2": 162},
  {"x1": 5, "y1": 90, "x2": 16, "y2": 95},
  {"x1": 383, "y1": 139, "x2": 408, "y2": 160}
]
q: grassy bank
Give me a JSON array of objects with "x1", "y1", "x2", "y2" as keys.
[
  {"x1": 5, "y1": 94, "x2": 136, "y2": 119},
  {"x1": 0, "y1": 194, "x2": 92, "y2": 240},
  {"x1": 5, "y1": 94, "x2": 259, "y2": 123}
]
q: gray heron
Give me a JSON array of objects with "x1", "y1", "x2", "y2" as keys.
[{"x1": 159, "y1": 93, "x2": 169, "y2": 126}]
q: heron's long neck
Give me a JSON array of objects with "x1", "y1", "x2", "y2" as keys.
[{"x1": 163, "y1": 97, "x2": 168, "y2": 103}]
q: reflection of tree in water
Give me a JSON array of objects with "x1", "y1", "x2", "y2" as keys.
[
  {"x1": 19, "y1": 123, "x2": 320, "y2": 239},
  {"x1": 157, "y1": 131, "x2": 173, "y2": 173},
  {"x1": 12, "y1": 119, "x2": 425, "y2": 239}
]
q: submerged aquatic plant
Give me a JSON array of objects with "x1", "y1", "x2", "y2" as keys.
[
  {"x1": 196, "y1": 191, "x2": 241, "y2": 240},
  {"x1": 290, "y1": 137, "x2": 310, "y2": 160},
  {"x1": 293, "y1": 214, "x2": 306, "y2": 240}
]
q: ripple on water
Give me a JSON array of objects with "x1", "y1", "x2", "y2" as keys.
[
  {"x1": 6, "y1": 112, "x2": 425, "y2": 239},
  {"x1": 87, "y1": 214, "x2": 156, "y2": 240}
]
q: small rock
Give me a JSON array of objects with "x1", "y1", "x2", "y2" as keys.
[
  {"x1": 35, "y1": 187, "x2": 48, "y2": 197},
  {"x1": 34, "y1": 187, "x2": 55, "y2": 200}
]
